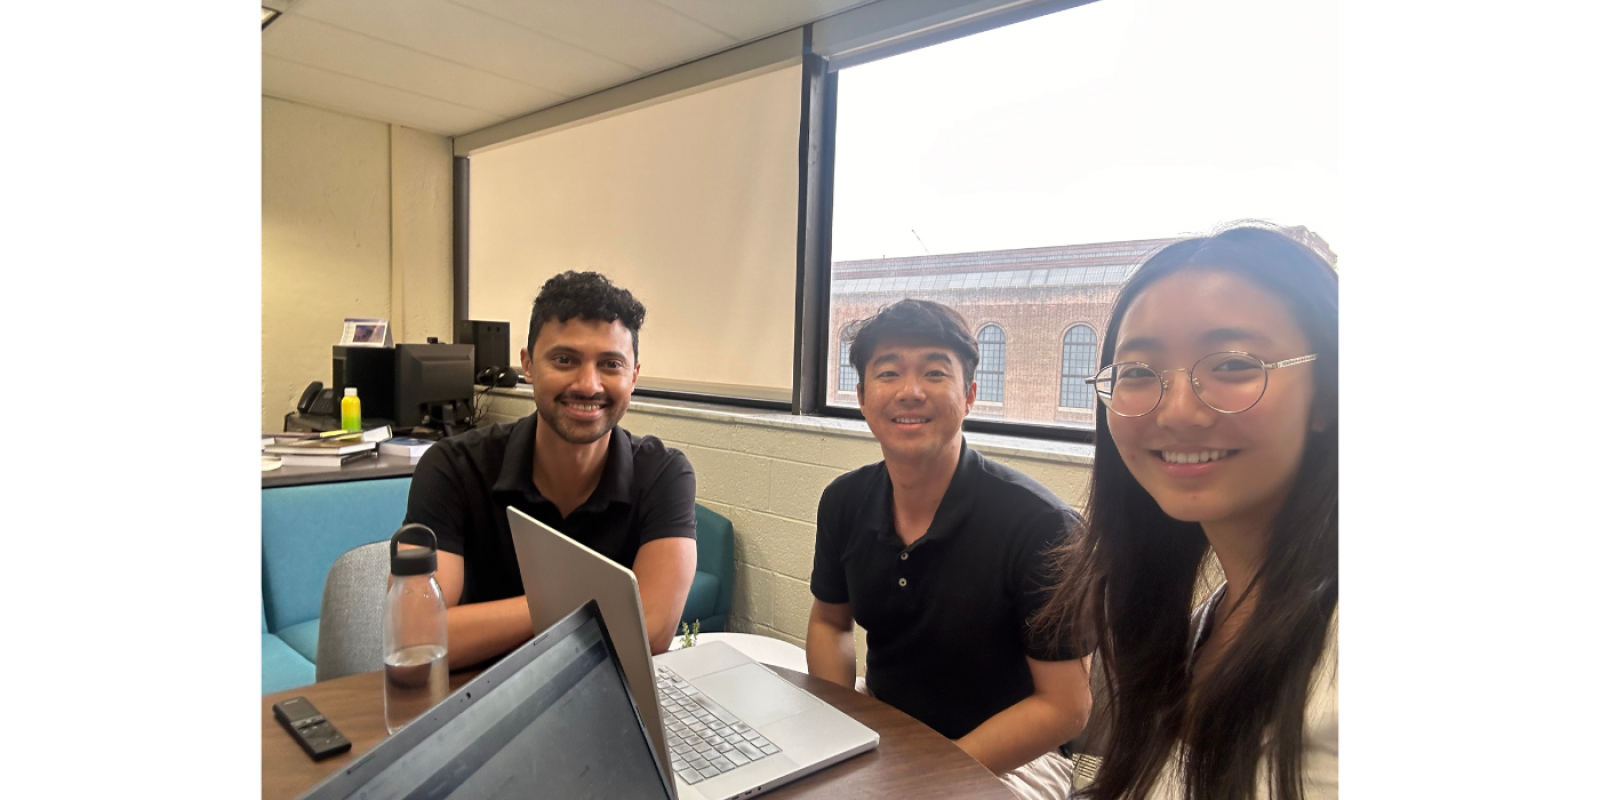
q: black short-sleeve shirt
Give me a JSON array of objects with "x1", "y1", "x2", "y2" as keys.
[
  {"x1": 403, "y1": 415, "x2": 697, "y2": 605},
  {"x1": 809, "y1": 439, "x2": 1086, "y2": 740}
]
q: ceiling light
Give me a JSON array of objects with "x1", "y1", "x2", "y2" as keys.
[{"x1": 262, "y1": 8, "x2": 281, "y2": 28}]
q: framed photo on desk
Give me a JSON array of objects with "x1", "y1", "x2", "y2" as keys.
[{"x1": 339, "y1": 318, "x2": 390, "y2": 347}]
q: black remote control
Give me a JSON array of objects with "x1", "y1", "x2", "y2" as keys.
[{"x1": 273, "y1": 696, "x2": 352, "y2": 761}]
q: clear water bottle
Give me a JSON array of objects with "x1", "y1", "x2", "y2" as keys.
[{"x1": 384, "y1": 524, "x2": 449, "y2": 734}]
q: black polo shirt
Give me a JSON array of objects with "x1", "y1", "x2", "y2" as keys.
[
  {"x1": 403, "y1": 415, "x2": 697, "y2": 605},
  {"x1": 809, "y1": 439, "x2": 1086, "y2": 741}
]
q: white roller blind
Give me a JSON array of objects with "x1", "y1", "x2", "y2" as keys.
[{"x1": 468, "y1": 64, "x2": 802, "y2": 401}]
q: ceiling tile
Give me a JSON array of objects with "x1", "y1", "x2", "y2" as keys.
[
  {"x1": 264, "y1": 15, "x2": 566, "y2": 118},
  {"x1": 449, "y1": 0, "x2": 737, "y2": 73},
  {"x1": 289, "y1": 0, "x2": 640, "y2": 98},
  {"x1": 653, "y1": 0, "x2": 876, "y2": 40},
  {"x1": 264, "y1": 55, "x2": 505, "y2": 136}
]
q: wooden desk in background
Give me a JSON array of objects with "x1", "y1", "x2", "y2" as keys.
[{"x1": 262, "y1": 665, "x2": 1012, "y2": 799}]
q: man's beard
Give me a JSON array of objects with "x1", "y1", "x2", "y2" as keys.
[{"x1": 534, "y1": 391, "x2": 625, "y2": 445}]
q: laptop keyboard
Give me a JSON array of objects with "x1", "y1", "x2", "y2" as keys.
[{"x1": 656, "y1": 664, "x2": 783, "y2": 785}]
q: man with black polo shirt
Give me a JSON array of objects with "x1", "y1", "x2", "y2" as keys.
[
  {"x1": 404, "y1": 272, "x2": 697, "y2": 669},
  {"x1": 806, "y1": 299, "x2": 1091, "y2": 799}
]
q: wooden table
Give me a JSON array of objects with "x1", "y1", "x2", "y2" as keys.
[{"x1": 263, "y1": 666, "x2": 1012, "y2": 799}]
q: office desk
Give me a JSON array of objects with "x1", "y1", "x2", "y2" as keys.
[
  {"x1": 262, "y1": 453, "x2": 420, "y2": 489},
  {"x1": 262, "y1": 666, "x2": 1012, "y2": 799}
]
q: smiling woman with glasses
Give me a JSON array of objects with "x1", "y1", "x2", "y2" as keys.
[
  {"x1": 1033, "y1": 225, "x2": 1338, "y2": 800},
  {"x1": 1091, "y1": 351, "x2": 1318, "y2": 418}
]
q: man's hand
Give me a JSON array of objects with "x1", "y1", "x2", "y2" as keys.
[
  {"x1": 806, "y1": 599, "x2": 857, "y2": 688},
  {"x1": 955, "y1": 655, "x2": 1092, "y2": 775},
  {"x1": 633, "y1": 537, "x2": 697, "y2": 654}
]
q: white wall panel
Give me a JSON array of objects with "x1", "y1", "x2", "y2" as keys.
[
  {"x1": 264, "y1": 15, "x2": 564, "y2": 118},
  {"x1": 654, "y1": 0, "x2": 872, "y2": 39},
  {"x1": 451, "y1": 0, "x2": 737, "y2": 73},
  {"x1": 264, "y1": 56, "x2": 503, "y2": 135},
  {"x1": 291, "y1": 0, "x2": 637, "y2": 96}
]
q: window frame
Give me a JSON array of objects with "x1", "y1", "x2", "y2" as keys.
[
  {"x1": 975, "y1": 324, "x2": 1007, "y2": 405},
  {"x1": 452, "y1": 5, "x2": 1106, "y2": 444},
  {"x1": 803, "y1": 25, "x2": 1096, "y2": 444},
  {"x1": 837, "y1": 335, "x2": 859, "y2": 393},
  {"x1": 1059, "y1": 324, "x2": 1098, "y2": 411}
]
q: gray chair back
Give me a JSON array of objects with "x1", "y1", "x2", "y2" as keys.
[
  {"x1": 1067, "y1": 648, "x2": 1109, "y2": 788},
  {"x1": 315, "y1": 542, "x2": 390, "y2": 682}
]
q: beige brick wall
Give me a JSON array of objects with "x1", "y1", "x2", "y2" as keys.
[
  {"x1": 261, "y1": 98, "x2": 454, "y2": 432},
  {"x1": 481, "y1": 392, "x2": 1094, "y2": 677}
]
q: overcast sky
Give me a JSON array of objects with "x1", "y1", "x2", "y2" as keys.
[{"x1": 830, "y1": 0, "x2": 1338, "y2": 262}]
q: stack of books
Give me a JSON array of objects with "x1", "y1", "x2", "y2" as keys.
[
  {"x1": 263, "y1": 425, "x2": 393, "y2": 468},
  {"x1": 378, "y1": 437, "x2": 435, "y2": 462}
]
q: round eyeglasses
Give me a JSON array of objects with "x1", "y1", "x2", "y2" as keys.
[{"x1": 1085, "y1": 351, "x2": 1317, "y2": 417}]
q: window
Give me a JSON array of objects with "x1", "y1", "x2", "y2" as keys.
[
  {"x1": 838, "y1": 338, "x2": 858, "y2": 393},
  {"x1": 976, "y1": 325, "x2": 1006, "y2": 403},
  {"x1": 467, "y1": 64, "x2": 802, "y2": 404},
  {"x1": 824, "y1": 0, "x2": 1337, "y2": 431},
  {"x1": 1060, "y1": 325, "x2": 1097, "y2": 409}
]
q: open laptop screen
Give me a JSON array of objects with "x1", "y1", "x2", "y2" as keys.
[{"x1": 300, "y1": 601, "x2": 673, "y2": 800}]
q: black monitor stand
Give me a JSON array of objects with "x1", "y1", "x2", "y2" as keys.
[
  {"x1": 394, "y1": 343, "x2": 475, "y2": 430},
  {"x1": 415, "y1": 398, "x2": 472, "y2": 439}
]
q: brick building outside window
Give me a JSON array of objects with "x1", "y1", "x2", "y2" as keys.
[{"x1": 829, "y1": 227, "x2": 1332, "y2": 429}]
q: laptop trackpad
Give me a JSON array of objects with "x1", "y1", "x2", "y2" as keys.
[{"x1": 694, "y1": 664, "x2": 821, "y2": 728}]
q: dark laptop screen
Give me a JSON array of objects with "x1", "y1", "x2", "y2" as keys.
[{"x1": 301, "y1": 603, "x2": 672, "y2": 800}]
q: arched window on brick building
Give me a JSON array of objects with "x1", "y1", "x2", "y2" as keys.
[
  {"x1": 976, "y1": 325, "x2": 1006, "y2": 403},
  {"x1": 838, "y1": 337, "x2": 858, "y2": 392},
  {"x1": 1060, "y1": 325, "x2": 1097, "y2": 408}
]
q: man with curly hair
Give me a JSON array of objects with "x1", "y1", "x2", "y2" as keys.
[{"x1": 403, "y1": 271, "x2": 698, "y2": 667}]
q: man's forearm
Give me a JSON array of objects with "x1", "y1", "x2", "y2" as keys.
[
  {"x1": 955, "y1": 695, "x2": 1089, "y2": 775},
  {"x1": 444, "y1": 596, "x2": 536, "y2": 669},
  {"x1": 633, "y1": 537, "x2": 697, "y2": 656},
  {"x1": 643, "y1": 602, "x2": 681, "y2": 656},
  {"x1": 805, "y1": 618, "x2": 856, "y2": 688}
]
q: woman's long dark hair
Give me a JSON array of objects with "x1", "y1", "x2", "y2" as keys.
[{"x1": 1034, "y1": 225, "x2": 1338, "y2": 800}]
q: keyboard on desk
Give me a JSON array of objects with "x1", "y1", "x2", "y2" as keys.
[{"x1": 656, "y1": 664, "x2": 784, "y2": 785}]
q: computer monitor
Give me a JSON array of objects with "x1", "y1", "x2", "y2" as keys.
[
  {"x1": 394, "y1": 343, "x2": 475, "y2": 430},
  {"x1": 297, "y1": 600, "x2": 674, "y2": 800},
  {"x1": 332, "y1": 345, "x2": 396, "y2": 423}
]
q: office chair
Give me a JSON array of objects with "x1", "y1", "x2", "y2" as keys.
[
  {"x1": 1065, "y1": 648, "x2": 1109, "y2": 788},
  {"x1": 314, "y1": 542, "x2": 390, "y2": 682}
]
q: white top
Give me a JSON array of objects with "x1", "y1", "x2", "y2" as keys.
[{"x1": 1145, "y1": 605, "x2": 1339, "y2": 800}]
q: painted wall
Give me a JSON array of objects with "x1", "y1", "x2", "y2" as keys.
[
  {"x1": 261, "y1": 97, "x2": 454, "y2": 431},
  {"x1": 480, "y1": 392, "x2": 1094, "y2": 677}
]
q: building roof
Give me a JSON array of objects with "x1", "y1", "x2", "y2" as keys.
[
  {"x1": 832, "y1": 263, "x2": 1140, "y2": 294},
  {"x1": 829, "y1": 227, "x2": 1333, "y2": 296},
  {"x1": 831, "y1": 237, "x2": 1179, "y2": 295}
]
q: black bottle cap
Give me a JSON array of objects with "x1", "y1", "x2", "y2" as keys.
[{"x1": 390, "y1": 523, "x2": 438, "y2": 576}]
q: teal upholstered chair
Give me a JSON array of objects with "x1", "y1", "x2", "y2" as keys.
[
  {"x1": 261, "y1": 482, "x2": 736, "y2": 694},
  {"x1": 261, "y1": 477, "x2": 412, "y2": 693},
  {"x1": 681, "y1": 505, "x2": 734, "y2": 632},
  {"x1": 262, "y1": 602, "x2": 314, "y2": 695}
]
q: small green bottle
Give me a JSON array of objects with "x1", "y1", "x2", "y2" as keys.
[{"x1": 341, "y1": 387, "x2": 362, "y2": 432}]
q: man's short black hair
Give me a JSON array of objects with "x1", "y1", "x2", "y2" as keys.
[
  {"x1": 845, "y1": 299, "x2": 979, "y2": 386},
  {"x1": 527, "y1": 271, "x2": 646, "y2": 361}
]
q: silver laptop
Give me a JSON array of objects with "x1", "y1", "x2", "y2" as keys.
[{"x1": 508, "y1": 507, "x2": 879, "y2": 800}]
